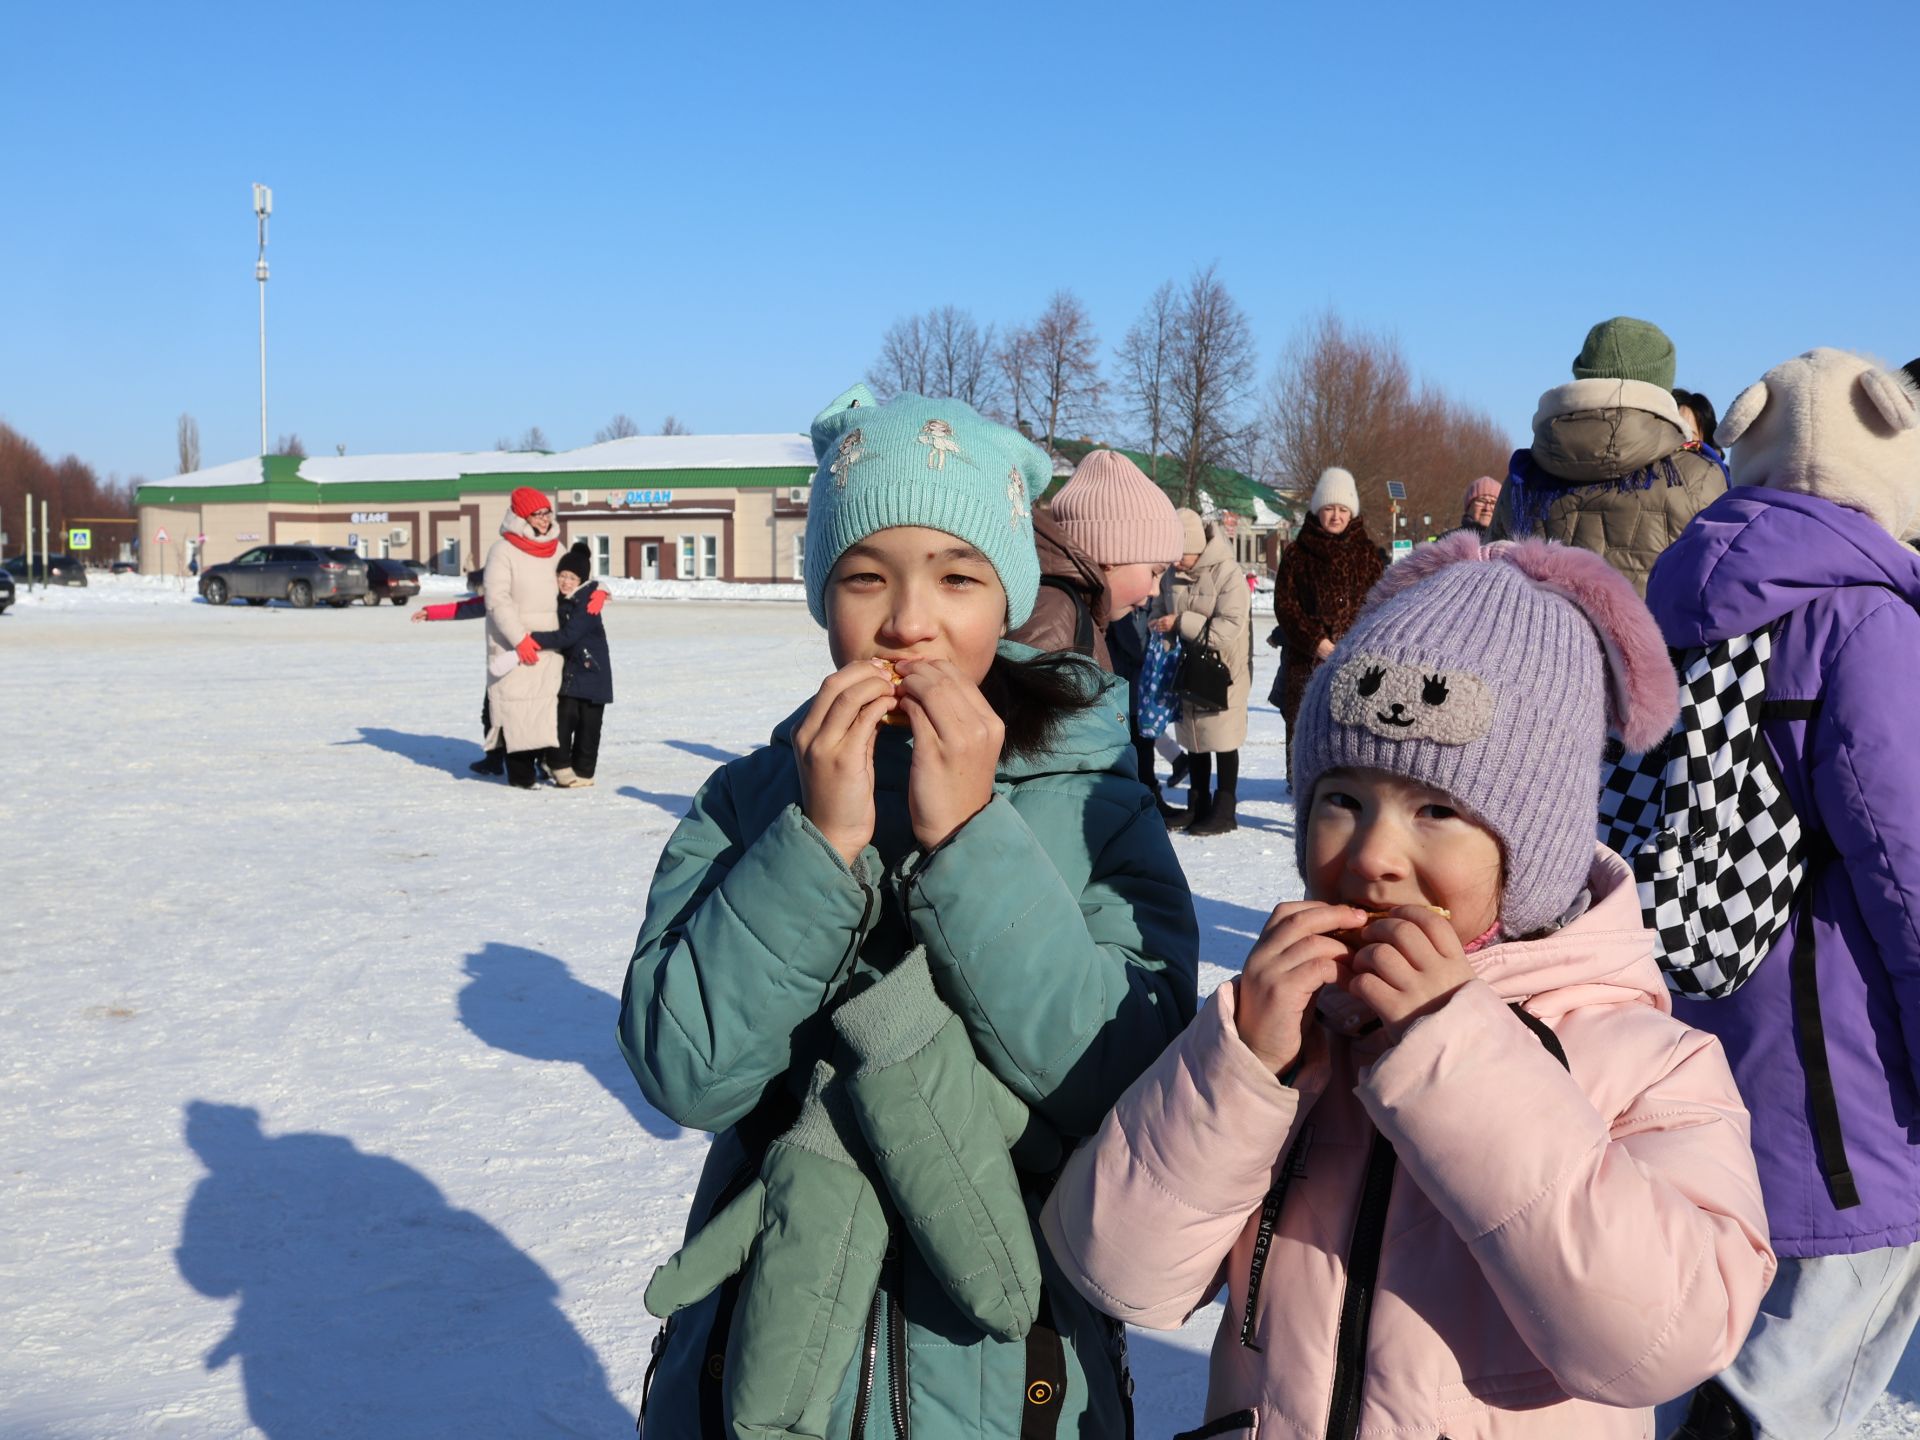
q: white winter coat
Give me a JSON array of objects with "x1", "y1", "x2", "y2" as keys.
[{"x1": 482, "y1": 511, "x2": 563, "y2": 753}]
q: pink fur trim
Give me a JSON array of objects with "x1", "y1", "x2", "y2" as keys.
[
  {"x1": 1357, "y1": 532, "x2": 1678, "y2": 753},
  {"x1": 1498, "y1": 540, "x2": 1679, "y2": 752}
]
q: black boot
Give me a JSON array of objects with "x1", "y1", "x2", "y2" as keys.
[
  {"x1": 1187, "y1": 787, "x2": 1238, "y2": 836},
  {"x1": 469, "y1": 746, "x2": 505, "y2": 777},
  {"x1": 1666, "y1": 1381, "x2": 1753, "y2": 1440},
  {"x1": 1167, "y1": 752, "x2": 1191, "y2": 790},
  {"x1": 1174, "y1": 769, "x2": 1213, "y2": 833}
]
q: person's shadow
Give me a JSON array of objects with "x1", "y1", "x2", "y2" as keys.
[
  {"x1": 336, "y1": 727, "x2": 487, "y2": 781},
  {"x1": 661, "y1": 739, "x2": 746, "y2": 765},
  {"x1": 174, "y1": 1101, "x2": 634, "y2": 1438},
  {"x1": 457, "y1": 943, "x2": 681, "y2": 1139}
]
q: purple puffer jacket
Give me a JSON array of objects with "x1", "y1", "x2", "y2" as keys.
[{"x1": 1646, "y1": 486, "x2": 1920, "y2": 1257}]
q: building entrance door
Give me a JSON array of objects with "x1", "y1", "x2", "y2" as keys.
[{"x1": 627, "y1": 537, "x2": 661, "y2": 580}]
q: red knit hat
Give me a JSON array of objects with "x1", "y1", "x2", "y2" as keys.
[{"x1": 510, "y1": 486, "x2": 552, "y2": 519}]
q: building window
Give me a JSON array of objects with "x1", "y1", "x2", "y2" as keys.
[
  {"x1": 592, "y1": 534, "x2": 611, "y2": 578},
  {"x1": 700, "y1": 534, "x2": 719, "y2": 579},
  {"x1": 792, "y1": 534, "x2": 806, "y2": 581},
  {"x1": 679, "y1": 535, "x2": 696, "y2": 578}
]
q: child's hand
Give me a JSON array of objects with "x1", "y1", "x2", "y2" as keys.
[
  {"x1": 894, "y1": 659, "x2": 1003, "y2": 852},
  {"x1": 410, "y1": 610, "x2": 427, "y2": 623},
  {"x1": 794, "y1": 660, "x2": 899, "y2": 866},
  {"x1": 586, "y1": 589, "x2": 609, "y2": 616},
  {"x1": 1234, "y1": 902, "x2": 1368, "y2": 1075},
  {"x1": 1346, "y1": 907, "x2": 1477, "y2": 1043}
]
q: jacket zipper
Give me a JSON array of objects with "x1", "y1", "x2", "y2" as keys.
[
  {"x1": 851, "y1": 1285, "x2": 881, "y2": 1440},
  {"x1": 888, "y1": 1257, "x2": 910, "y2": 1439},
  {"x1": 1324, "y1": 1133, "x2": 1397, "y2": 1440},
  {"x1": 1238, "y1": 1123, "x2": 1313, "y2": 1349}
]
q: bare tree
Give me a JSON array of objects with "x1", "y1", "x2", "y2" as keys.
[
  {"x1": 1018, "y1": 291, "x2": 1106, "y2": 455},
  {"x1": 1166, "y1": 264, "x2": 1259, "y2": 509},
  {"x1": 870, "y1": 305, "x2": 1003, "y2": 414},
  {"x1": 176, "y1": 413, "x2": 201, "y2": 474},
  {"x1": 595, "y1": 414, "x2": 641, "y2": 442},
  {"x1": 494, "y1": 427, "x2": 551, "y2": 452},
  {"x1": 1115, "y1": 281, "x2": 1177, "y2": 483},
  {"x1": 658, "y1": 415, "x2": 691, "y2": 436},
  {"x1": 1257, "y1": 310, "x2": 1513, "y2": 536},
  {"x1": 995, "y1": 325, "x2": 1036, "y2": 434},
  {"x1": 272, "y1": 433, "x2": 306, "y2": 458}
]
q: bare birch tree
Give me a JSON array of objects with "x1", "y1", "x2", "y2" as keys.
[
  {"x1": 272, "y1": 433, "x2": 306, "y2": 458},
  {"x1": 1018, "y1": 291, "x2": 1106, "y2": 455},
  {"x1": 176, "y1": 413, "x2": 201, "y2": 474},
  {"x1": 659, "y1": 415, "x2": 691, "y2": 436},
  {"x1": 1166, "y1": 264, "x2": 1258, "y2": 509},
  {"x1": 1116, "y1": 281, "x2": 1177, "y2": 484},
  {"x1": 870, "y1": 306, "x2": 1002, "y2": 413},
  {"x1": 595, "y1": 414, "x2": 641, "y2": 442}
]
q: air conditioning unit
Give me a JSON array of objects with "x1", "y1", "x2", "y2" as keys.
[
  {"x1": 788, "y1": 487, "x2": 808, "y2": 504},
  {"x1": 390, "y1": 527, "x2": 409, "y2": 545},
  {"x1": 571, "y1": 490, "x2": 587, "y2": 506}
]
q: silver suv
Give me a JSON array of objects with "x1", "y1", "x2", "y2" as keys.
[{"x1": 199, "y1": 544, "x2": 370, "y2": 608}]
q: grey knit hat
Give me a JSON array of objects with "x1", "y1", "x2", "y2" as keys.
[{"x1": 1290, "y1": 532, "x2": 1678, "y2": 936}]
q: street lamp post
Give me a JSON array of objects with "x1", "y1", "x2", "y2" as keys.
[{"x1": 253, "y1": 183, "x2": 272, "y2": 456}]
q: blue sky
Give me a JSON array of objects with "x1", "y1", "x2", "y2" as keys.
[{"x1": 4, "y1": 1, "x2": 1916, "y2": 484}]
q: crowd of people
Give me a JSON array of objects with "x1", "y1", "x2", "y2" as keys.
[{"x1": 432, "y1": 319, "x2": 1919, "y2": 1440}]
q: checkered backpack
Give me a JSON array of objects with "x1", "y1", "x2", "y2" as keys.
[{"x1": 1597, "y1": 626, "x2": 1809, "y2": 998}]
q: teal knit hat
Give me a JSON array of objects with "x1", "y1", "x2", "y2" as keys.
[
  {"x1": 1572, "y1": 317, "x2": 1677, "y2": 390},
  {"x1": 804, "y1": 384, "x2": 1049, "y2": 627}
]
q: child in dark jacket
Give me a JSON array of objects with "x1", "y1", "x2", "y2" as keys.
[{"x1": 529, "y1": 542, "x2": 612, "y2": 788}]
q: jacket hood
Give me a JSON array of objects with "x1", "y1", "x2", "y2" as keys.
[
  {"x1": 768, "y1": 641, "x2": 1137, "y2": 784},
  {"x1": 1531, "y1": 378, "x2": 1689, "y2": 484},
  {"x1": 1646, "y1": 486, "x2": 1920, "y2": 647},
  {"x1": 500, "y1": 509, "x2": 548, "y2": 542},
  {"x1": 1468, "y1": 846, "x2": 1670, "y2": 1020},
  {"x1": 1031, "y1": 511, "x2": 1110, "y2": 625}
]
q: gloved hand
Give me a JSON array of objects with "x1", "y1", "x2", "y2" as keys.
[
  {"x1": 515, "y1": 635, "x2": 540, "y2": 665},
  {"x1": 644, "y1": 1062, "x2": 888, "y2": 1440},
  {"x1": 585, "y1": 588, "x2": 609, "y2": 616},
  {"x1": 833, "y1": 947, "x2": 1059, "y2": 1342}
]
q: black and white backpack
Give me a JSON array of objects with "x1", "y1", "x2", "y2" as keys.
[{"x1": 1598, "y1": 624, "x2": 1858, "y2": 1207}]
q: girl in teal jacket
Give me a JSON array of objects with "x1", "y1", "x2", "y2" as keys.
[{"x1": 620, "y1": 386, "x2": 1198, "y2": 1438}]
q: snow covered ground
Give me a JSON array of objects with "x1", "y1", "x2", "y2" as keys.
[{"x1": 5, "y1": 578, "x2": 1919, "y2": 1438}]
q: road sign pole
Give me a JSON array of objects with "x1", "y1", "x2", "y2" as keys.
[{"x1": 24, "y1": 493, "x2": 33, "y2": 594}]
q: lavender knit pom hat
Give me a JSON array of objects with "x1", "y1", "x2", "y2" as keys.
[{"x1": 1290, "y1": 532, "x2": 1678, "y2": 936}]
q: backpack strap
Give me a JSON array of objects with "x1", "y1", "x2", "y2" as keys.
[
  {"x1": 1037, "y1": 576, "x2": 1096, "y2": 657},
  {"x1": 1789, "y1": 831, "x2": 1861, "y2": 1210}
]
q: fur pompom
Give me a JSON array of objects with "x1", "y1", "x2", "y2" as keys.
[{"x1": 1497, "y1": 540, "x2": 1679, "y2": 752}]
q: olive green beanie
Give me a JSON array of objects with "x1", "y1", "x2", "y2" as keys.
[{"x1": 1572, "y1": 317, "x2": 1677, "y2": 391}]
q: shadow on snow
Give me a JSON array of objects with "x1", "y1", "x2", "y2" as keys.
[
  {"x1": 457, "y1": 942, "x2": 681, "y2": 1140},
  {"x1": 660, "y1": 739, "x2": 748, "y2": 766},
  {"x1": 174, "y1": 1101, "x2": 633, "y2": 1438},
  {"x1": 337, "y1": 727, "x2": 491, "y2": 782},
  {"x1": 617, "y1": 785, "x2": 694, "y2": 821}
]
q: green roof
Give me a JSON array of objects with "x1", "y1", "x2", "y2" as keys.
[
  {"x1": 1040, "y1": 439, "x2": 1296, "y2": 521},
  {"x1": 135, "y1": 461, "x2": 814, "y2": 509}
]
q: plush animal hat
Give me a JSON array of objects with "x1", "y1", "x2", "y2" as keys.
[
  {"x1": 1716, "y1": 348, "x2": 1920, "y2": 541},
  {"x1": 1291, "y1": 533, "x2": 1679, "y2": 937},
  {"x1": 805, "y1": 384, "x2": 1051, "y2": 626}
]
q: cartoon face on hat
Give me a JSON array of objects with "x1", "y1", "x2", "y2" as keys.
[{"x1": 1329, "y1": 655, "x2": 1496, "y2": 744}]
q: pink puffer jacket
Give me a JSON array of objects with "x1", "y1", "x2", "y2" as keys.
[{"x1": 1042, "y1": 848, "x2": 1774, "y2": 1439}]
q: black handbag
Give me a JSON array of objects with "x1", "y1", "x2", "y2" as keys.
[{"x1": 1176, "y1": 618, "x2": 1233, "y2": 713}]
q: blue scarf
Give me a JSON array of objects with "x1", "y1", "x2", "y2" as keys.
[{"x1": 1504, "y1": 443, "x2": 1728, "y2": 538}]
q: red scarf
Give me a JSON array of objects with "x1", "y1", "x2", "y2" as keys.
[{"x1": 505, "y1": 530, "x2": 559, "y2": 559}]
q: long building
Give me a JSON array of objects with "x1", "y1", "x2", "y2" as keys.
[{"x1": 133, "y1": 434, "x2": 817, "y2": 582}]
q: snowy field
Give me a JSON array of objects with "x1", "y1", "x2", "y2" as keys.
[{"x1": 5, "y1": 576, "x2": 1920, "y2": 1438}]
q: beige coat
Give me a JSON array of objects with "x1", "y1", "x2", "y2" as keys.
[
  {"x1": 482, "y1": 510, "x2": 563, "y2": 753},
  {"x1": 1492, "y1": 378, "x2": 1726, "y2": 596},
  {"x1": 1165, "y1": 531, "x2": 1251, "y2": 752}
]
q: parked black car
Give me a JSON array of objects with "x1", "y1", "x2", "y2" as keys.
[
  {"x1": 110, "y1": 560, "x2": 138, "y2": 575},
  {"x1": 0, "y1": 566, "x2": 14, "y2": 614},
  {"x1": 362, "y1": 558, "x2": 421, "y2": 606},
  {"x1": 199, "y1": 544, "x2": 370, "y2": 608},
  {"x1": 4, "y1": 553, "x2": 88, "y2": 586},
  {"x1": 401, "y1": 559, "x2": 432, "y2": 580}
]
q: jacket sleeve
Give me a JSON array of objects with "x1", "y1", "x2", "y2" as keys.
[
  {"x1": 1177, "y1": 565, "x2": 1251, "y2": 657},
  {"x1": 1041, "y1": 983, "x2": 1302, "y2": 1328},
  {"x1": 1270, "y1": 548, "x2": 1321, "y2": 652},
  {"x1": 529, "y1": 601, "x2": 593, "y2": 653},
  {"x1": 482, "y1": 544, "x2": 528, "y2": 646},
  {"x1": 619, "y1": 771, "x2": 880, "y2": 1133},
  {"x1": 1809, "y1": 595, "x2": 1920, "y2": 1085},
  {"x1": 901, "y1": 791, "x2": 1199, "y2": 1136},
  {"x1": 1358, "y1": 981, "x2": 1775, "y2": 1407}
]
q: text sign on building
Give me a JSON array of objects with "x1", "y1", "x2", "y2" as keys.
[
  {"x1": 349, "y1": 512, "x2": 390, "y2": 525},
  {"x1": 607, "y1": 490, "x2": 673, "y2": 508},
  {"x1": 69, "y1": 528, "x2": 92, "y2": 551}
]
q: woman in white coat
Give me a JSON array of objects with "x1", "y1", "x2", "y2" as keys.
[{"x1": 482, "y1": 487, "x2": 565, "y2": 788}]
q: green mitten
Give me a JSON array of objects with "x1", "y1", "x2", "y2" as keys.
[
  {"x1": 832, "y1": 947, "x2": 1055, "y2": 1342},
  {"x1": 643, "y1": 1062, "x2": 888, "y2": 1440}
]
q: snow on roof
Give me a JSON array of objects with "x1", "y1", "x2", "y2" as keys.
[{"x1": 160, "y1": 434, "x2": 817, "y2": 489}]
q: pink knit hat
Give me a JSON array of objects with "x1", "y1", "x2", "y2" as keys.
[{"x1": 1050, "y1": 451, "x2": 1183, "y2": 565}]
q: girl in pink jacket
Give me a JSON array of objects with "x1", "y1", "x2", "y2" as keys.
[{"x1": 1042, "y1": 534, "x2": 1775, "y2": 1440}]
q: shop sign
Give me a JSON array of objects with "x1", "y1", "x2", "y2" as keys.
[
  {"x1": 608, "y1": 490, "x2": 672, "y2": 508},
  {"x1": 236, "y1": 533, "x2": 261, "y2": 541},
  {"x1": 349, "y1": 511, "x2": 390, "y2": 524}
]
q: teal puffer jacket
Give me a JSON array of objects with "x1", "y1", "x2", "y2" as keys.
[{"x1": 620, "y1": 645, "x2": 1199, "y2": 1438}]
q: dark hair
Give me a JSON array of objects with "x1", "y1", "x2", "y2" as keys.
[
  {"x1": 1902, "y1": 358, "x2": 1920, "y2": 391},
  {"x1": 466, "y1": 568, "x2": 485, "y2": 589},
  {"x1": 1672, "y1": 388, "x2": 1718, "y2": 447},
  {"x1": 981, "y1": 650, "x2": 1106, "y2": 762}
]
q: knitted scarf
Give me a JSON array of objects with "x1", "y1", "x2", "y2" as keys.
[
  {"x1": 505, "y1": 530, "x2": 560, "y2": 559},
  {"x1": 1503, "y1": 445, "x2": 1728, "y2": 539}
]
